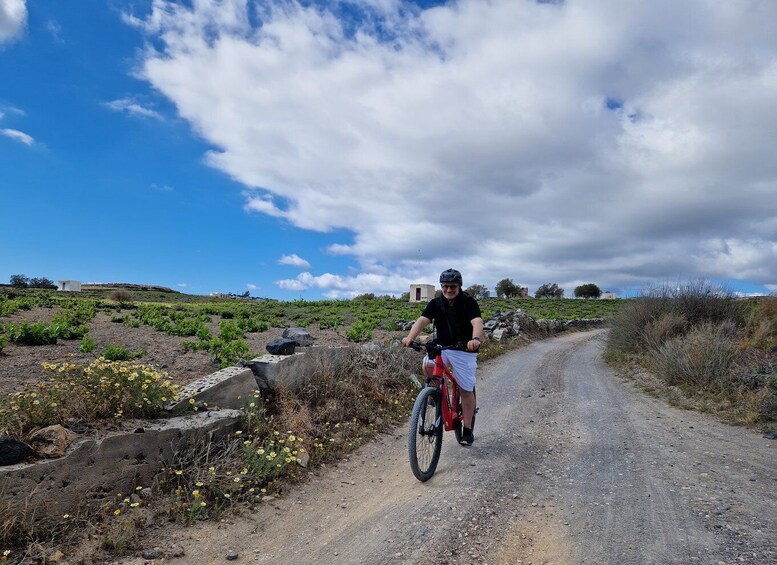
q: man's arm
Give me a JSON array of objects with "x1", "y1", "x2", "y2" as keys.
[
  {"x1": 467, "y1": 317, "x2": 484, "y2": 351},
  {"x1": 402, "y1": 316, "x2": 432, "y2": 347}
]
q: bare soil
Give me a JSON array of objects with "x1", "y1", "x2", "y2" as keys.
[
  {"x1": 0, "y1": 307, "x2": 404, "y2": 394},
  {"x1": 107, "y1": 330, "x2": 776, "y2": 564}
]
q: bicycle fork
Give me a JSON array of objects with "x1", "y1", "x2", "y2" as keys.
[{"x1": 419, "y1": 389, "x2": 442, "y2": 436}]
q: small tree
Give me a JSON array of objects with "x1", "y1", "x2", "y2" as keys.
[
  {"x1": 29, "y1": 277, "x2": 56, "y2": 289},
  {"x1": 574, "y1": 283, "x2": 602, "y2": 299},
  {"x1": 495, "y1": 278, "x2": 521, "y2": 298},
  {"x1": 9, "y1": 274, "x2": 29, "y2": 288},
  {"x1": 535, "y1": 283, "x2": 564, "y2": 299},
  {"x1": 465, "y1": 284, "x2": 490, "y2": 300}
]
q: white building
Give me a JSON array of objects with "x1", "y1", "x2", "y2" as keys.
[
  {"x1": 409, "y1": 284, "x2": 436, "y2": 303},
  {"x1": 57, "y1": 280, "x2": 82, "y2": 292},
  {"x1": 601, "y1": 292, "x2": 617, "y2": 300}
]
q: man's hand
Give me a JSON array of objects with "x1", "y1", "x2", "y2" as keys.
[
  {"x1": 467, "y1": 338, "x2": 481, "y2": 352},
  {"x1": 401, "y1": 337, "x2": 413, "y2": 348}
]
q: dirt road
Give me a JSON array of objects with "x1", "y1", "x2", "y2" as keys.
[{"x1": 132, "y1": 329, "x2": 775, "y2": 564}]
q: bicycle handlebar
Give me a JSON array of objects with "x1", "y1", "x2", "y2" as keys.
[{"x1": 409, "y1": 341, "x2": 469, "y2": 354}]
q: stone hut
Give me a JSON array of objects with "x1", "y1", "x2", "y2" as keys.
[
  {"x1": 409, "y1": 284, "x2": 435, "y2": 303},
  {"x1": 57, "y1": 280, "x2": 82, "y2": 292}
]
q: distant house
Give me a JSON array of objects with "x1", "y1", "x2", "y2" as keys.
[
  {"x1": 409, "y1": 284, "x2": 435, "y2": 303},
  {"x1": 601, "y1": 292, "x2": 617, "y2": 300},
  {"x1": 57, "y1": 280, "x2": 82, "y2": 292}
]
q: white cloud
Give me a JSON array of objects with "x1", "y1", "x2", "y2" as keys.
[
  {"x1": 104, "y1": 98, "x2": 163, "y2": 120},
  {"x1": 151, "y1": 183, "x2": 174, "y2": 192},
  {"x1": 177, "y1": 282, "x2": 187, "y2": 288},
  {"x1": 275, "y1": 270, "x2": 412, "y2": 299},
  {"x1": 278, "y1": 253, "x2": 312, "y2": 270},
  {"x1": 0, "y1": 0, "x2": 26, "y2": 44},
  {"x1": 1, "y1": 127, "x2": 33, "y2": 145},
  {"x1": 133, "y1": 0, "x2": 777, "y2": 296},
  {"x1": 46, "y1": 20, "x2": 63, "y2": 43},
  {"x1": 246, "y1": 283, "x2": 258, "y2": 291}
]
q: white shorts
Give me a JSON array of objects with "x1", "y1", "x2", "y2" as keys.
[{"x1": 423, "y1": 349, "x2": 477, "y2": 392}]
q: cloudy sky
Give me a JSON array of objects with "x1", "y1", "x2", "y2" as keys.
[{"x1": 1, "y1": 0, "x2": 775, "y2": 299}]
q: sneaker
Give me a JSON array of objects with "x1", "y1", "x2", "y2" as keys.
[{"x1": 459, "y1": 427, "x2": 474, "y2": 446}]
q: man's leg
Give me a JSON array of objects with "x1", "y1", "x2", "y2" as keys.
[{"x1": 460, "y1": 389, "x2": 476, "y2": 429}]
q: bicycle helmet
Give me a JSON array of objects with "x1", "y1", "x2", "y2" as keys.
[{"x1": 439, "y1": 268, "x2": 463, "y2": 286}]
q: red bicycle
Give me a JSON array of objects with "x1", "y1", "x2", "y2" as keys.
[{"x1": 407, "y1": 341, "x2": 476, "y2": 481}]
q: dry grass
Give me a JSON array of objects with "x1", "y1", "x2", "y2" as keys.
[
  {"x1": 606, "y1": 292, "x2": 775, "y2": 432},
  {"x1": 651, "y1": 322, "x2": 739, "y2": 389}
]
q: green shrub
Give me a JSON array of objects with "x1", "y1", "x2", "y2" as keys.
[
  {"x1": 236, "y1": 317, "x2": 268, "y2": 333},
  {"x1": 49, "y1": 316, "x2": 90, "y2": 340},
  {"x1": 102, "y1": 345, "x2": 143, "y2": 361},
  {"x1": 79, "y1": 336, "x2": 96, "y2": 353},
  {"x1": 195, "y1": 326, "x2": 211, "y2": 341},
  {"x1": 7, "y1": 321, "x2": 57, "y2": 345},
  {"x1": 345, "y1": 320, "x2": 374, "y2": 342},
  {"x1": 208, "y1": 320, "x2": 249, "y2": 368},
  {"x1": 0, "y1": 334, "x2": 6, "y2": 354},
  {"x1": 170, "y1": 317, "x2": 206, "y2": 337}
]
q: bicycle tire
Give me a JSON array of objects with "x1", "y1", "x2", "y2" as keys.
[
  {"x1": 408, "y1": 386, "x2": 443, "y2": 482},
  {"x1": 454, "y1": 387, "x2": 476, "y2": 444}
]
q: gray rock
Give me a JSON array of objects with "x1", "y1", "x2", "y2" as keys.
[
  {"x1": 142, "y1": 547, "x2": 162, "y2": 559},
  {"x1": 266, "y1": 338, "x2": 297, "y2": 355},
  {"x1": 0, "y1": 438, "x2": 30, "y2": 466},
  {"x1": 282, "y1": 327, "x2": 314, "y2": 347},
  {"x1": 226, "y1": 550, "x2": 239, "y2": 560}
]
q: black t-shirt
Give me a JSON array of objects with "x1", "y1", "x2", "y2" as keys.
[{"x1": 421, "y1": 291, "x2": 482, "y2": 346}]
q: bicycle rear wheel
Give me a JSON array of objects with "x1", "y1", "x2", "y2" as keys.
[{"x1": 408, "y1": 386, "x2": 443, "y2": 482}]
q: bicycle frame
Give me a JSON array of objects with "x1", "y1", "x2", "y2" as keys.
[{"x1": 425, "y1": 349, "x2": 462, "y2": 433}]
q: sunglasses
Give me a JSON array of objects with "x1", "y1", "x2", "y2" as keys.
[{"x1": 441, "y1": 284, "x2": 459, "y2": 290}]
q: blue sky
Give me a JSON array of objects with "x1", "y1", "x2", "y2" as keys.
[{"x1": 1, "y1": 0, "x2": 775, "y2": 300}]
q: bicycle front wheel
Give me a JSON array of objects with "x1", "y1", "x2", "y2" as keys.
[{"x1": 408, "y1": 386, "x2": 443, "y2": 482}]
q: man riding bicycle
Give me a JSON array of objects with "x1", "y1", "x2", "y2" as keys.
[{"x1": 402, "y1": 269, "x2": 484, "y2": 445}]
